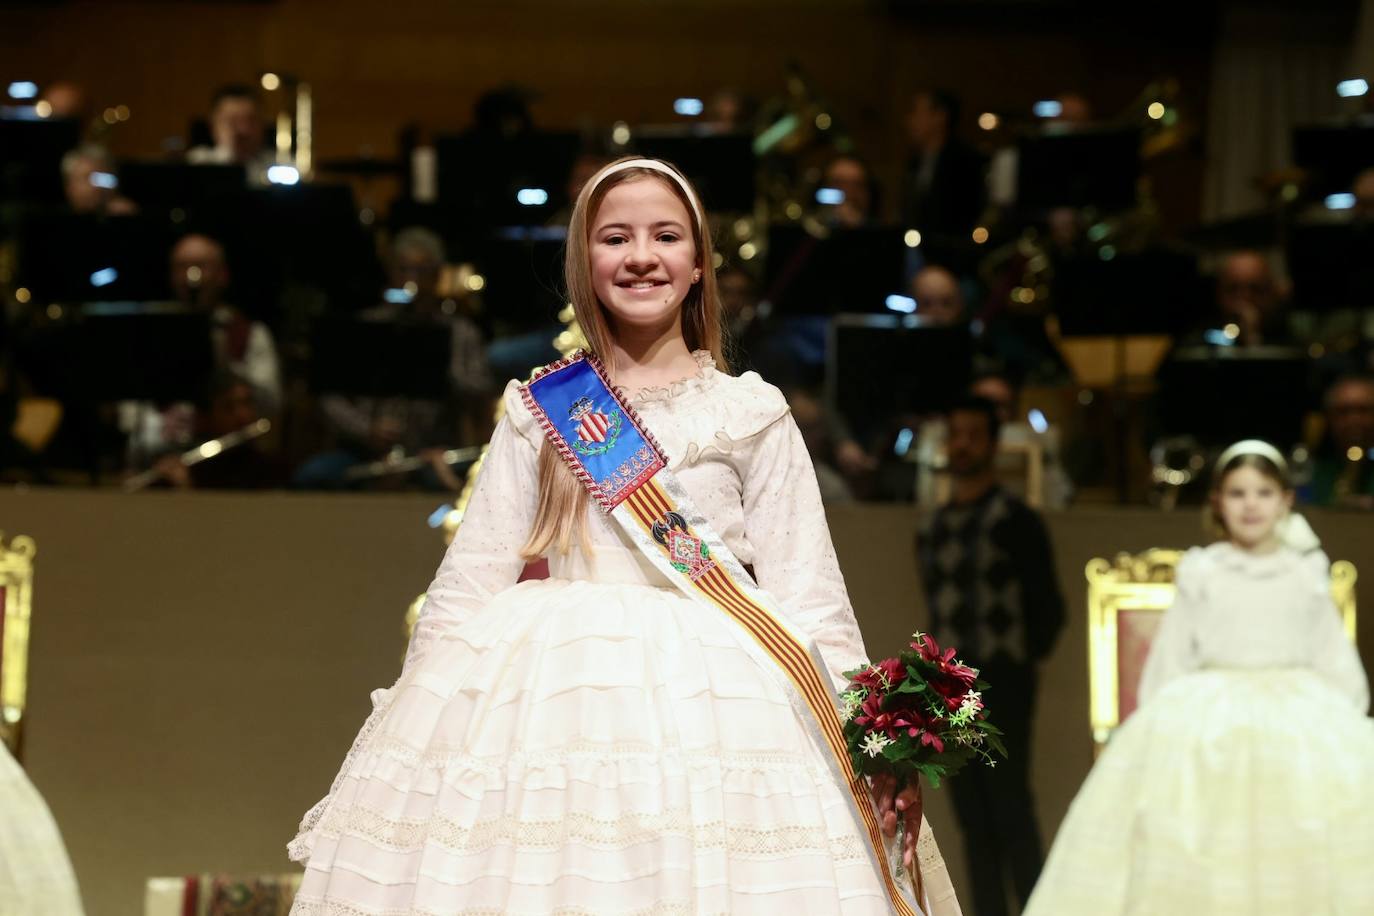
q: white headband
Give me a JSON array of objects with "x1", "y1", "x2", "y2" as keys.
[
  {"x1": 1216, "y1": 439, "x2": 1288, "y2": 474},
  {"x1": 583, "y1": 158, "x2": 706, "y2": 233}
]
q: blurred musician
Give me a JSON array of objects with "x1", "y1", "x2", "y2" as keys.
[
  {"x1": 146, "y1": 372, "x2": 282, "y2": 490},
  {"x1": 294, "y1": 227, "x2": 493, "y2": 490},
  {"x1": 1305, "y1": 374, "x2": 1374, "y2": 509},
  {"x1": 820, "y1": 154, "x2": 878, "y2": 228},
  {"x1": 902, "y1": 89, "x2": 986, "y2": 241},
  {"x1": 186, "y1": 84, "x2": 273, "y2": 185},
  {"x1": 910, "y1": 264, "x2": 967, "y2": 326},
  {"x1": 169, "y1": 233, "x2": 281, "y2": 412},
  {"x1": 118, "y1": 233, "x2": 280, "y2": 467},
  {"x1": 1206, "y1": 250, "x2": 1292, "y2": 348},
  {"x1": 61, "y1": 145, "x2": 137, "y2": 217}
]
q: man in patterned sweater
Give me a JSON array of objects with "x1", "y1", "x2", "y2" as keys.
[{"x1": 916, "y1": 395, "x2": 1065, "y2": 916}]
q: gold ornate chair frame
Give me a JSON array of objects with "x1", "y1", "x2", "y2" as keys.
[
  {"x1": 1087, "y1": 549, "x2": 1357, "y2": 749},
  {"x1": 0, "y1": 534, "x2": 37, "y2": 757}
]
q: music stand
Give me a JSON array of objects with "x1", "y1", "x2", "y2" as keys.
[
  {"x1": 633, "y1": 129, "x2": 756, "y2": 212},
  {"x1": 435, "y1": 131, "x2": 582, "y2": 238},
  {"x1": 12, "y1": 304, "x2": 213, "y2": 482},
  {"x1": 116, "y1": 161, "x2": 246, "y2": 220},
  {"x1": 0, "y1": 115, "x2": 81, "y2": 205},
  {"x1": 192, "y1": 183, "x2": 383, "y2": 314},
  {"x1": 1053, "y1": 247, "x2": 1203, "y2": 339},
  {"x1": 1157, "y1": 347, "x2": 1313, "y2": 449},
  {"x1": 473, "y1": 233, "x2": 568, "y2": 334},
  {"x1": 1048, "y1": 246, "x2": 1198, "y2": 502},
  {"x1": 1015, "y1": 127, "x2": 1141, "y2": 214},
  {"x1": 21, "y1": 305, "x2": 212, "y2": 402},
  {"x1": 12, "y1": 212, "x2": 172, "y2": 304},
  {"x1": 1287, "y1": 221, "x2": 1374, "y2": 313},
  {"x1": 762, "y1": 225, "x2": 908, "y2": 315},
  {"x1": 309, "y1": 319, "x2": 452, "y2": 400},
  {"x1": 1293, "y1": 123, "x2": 1374, "y2": 200},
  {"x1": 826, "y1": 315, "x2": 973, "y2": 443}
]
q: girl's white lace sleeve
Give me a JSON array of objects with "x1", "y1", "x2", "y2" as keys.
[
  {"x1": 1137, "y1": 548, "x2": 1205, "y2": 706},
  {"x1": 1304, "y1": 551, "x2": 1370, "y2": 712},
  {"x1": 740, "y1": 407, "x2": 868, "y2": 693},
  {"x1": 403, "y1": 382, "x2": 540, "y2": 673}
]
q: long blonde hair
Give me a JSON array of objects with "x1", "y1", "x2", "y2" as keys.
[{"x1": 520, "y1": 158, "x2": 728, "y2": 559}]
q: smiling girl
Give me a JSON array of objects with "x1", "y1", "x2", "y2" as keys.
[
  {"x1": 1024, "y1": 440, "x2": 1374, "y2": 915},
  {"x1": 288, "y1": 158, "x2": 959, "y2": 915}
]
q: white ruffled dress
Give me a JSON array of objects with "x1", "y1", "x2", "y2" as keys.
[
  {"x1": 0, "y1": 741, "x2": 85, "y2": 915},
  {"x1": 289, "y1": 354, "x2": 960, "y2": 916},
  {"x1": 1025, "y1": 542, "x2": 1374, "y2": 916}
]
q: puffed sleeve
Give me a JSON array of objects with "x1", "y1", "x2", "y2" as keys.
[
  {"x1": 403, "y1": 380, "x2": 541, "y2": 673},
  {"x1": 1303, "y1": 551, "x2": 1370, "y2": 713},
  {"x1": 1137, "y1": 548, "x2": 1205, "y2": 706},
  {"x1": 739, "y1": 396, "x2": 869, "y2": 693}
]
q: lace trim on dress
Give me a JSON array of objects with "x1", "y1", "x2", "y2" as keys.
[
  {"x1": 288, "y1": 686, "x2": 398, "y2": 863},
  {"x1": 1202, "y1": 541, "x2": 1306, "y2": 579},
  {"x1": 361, "y1": 734, "x2": 831, "y2": 779},
  {"x1": 313, "y1": 801, "x2": 868, "y2": 862},
  {"x1": 291, "y1": 898, "x2": 725, "y2": 916},
  {"x1": 619, "y1": 350, "x2": 718, "y2": 406}
]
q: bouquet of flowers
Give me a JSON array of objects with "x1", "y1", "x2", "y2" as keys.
[{"x1": 840, "y1": 632, "x2": 1005, "y2": 788}]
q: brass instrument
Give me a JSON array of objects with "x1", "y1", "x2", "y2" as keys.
[
  {"x1": 260, "y1": 72, "x2": 313, "y2": 180},
  {"x1": 1148, "y1": 436, "x2": 1207, "y2": 510},
  {"x1": 123, "y1": 418, "x2": 272, "y2": 492}
]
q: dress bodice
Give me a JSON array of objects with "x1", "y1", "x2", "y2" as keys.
[
  {"x1": 1138, "y1": 540, "x2": 1369, "y2": 711},
  {"x1": 540, "y1": 351, "x2": 787, "y2": 582},
  {"x1": 409, "y1": 350, "x2": 870, "y2": 692}
]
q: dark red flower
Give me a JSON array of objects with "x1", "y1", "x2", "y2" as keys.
[
  {"x1": 912, "y1": 634, "x2": 978, "y2": 691},
  {"x1": 888, "y1": 697, "x2": 947, "y2": 753},
  {"x1": 850, "y1": 657, "x2": 907, "y2": 693},
  {"x1": 930, "y1": 675, "x2": 971, "y2": 711},
  {"x1": 853, "y1": 691, "x2": 914, "y2": 740},
  {"x1": 918, "y1": 729, "x2": 946, "y2": 753}
]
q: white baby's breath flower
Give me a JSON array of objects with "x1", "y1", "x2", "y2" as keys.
[
  {"x1": 840, "y1": 691, "x2": 864, "y2": 723},
  {"x1": 861, "y1": 732, "x2": 893, "y2": 758},
  {"x1": 959, "y1": 690, "x2": 983, "y2": 712}
]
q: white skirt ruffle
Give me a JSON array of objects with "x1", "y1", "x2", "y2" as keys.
[
  {"x1": 289, "y1": 578, "x2": 893, "y2": 915},
  {"x1": 0, "y1": 741, "x2": 84, "y2": 915},
  {"x1": 1025, "y1": 668, "x2": 1374, "y2": 916}
]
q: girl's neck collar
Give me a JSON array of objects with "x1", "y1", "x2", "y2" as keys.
[
  {"x1": 606, "y1": 333, "x2": 700, "y2": 386},
  {"x1": 1228, "y1": 535, "x2": 1283, "y2": 556},
  {"x1": 615, "y1": 350, "x2": 717, "y2": 405}
]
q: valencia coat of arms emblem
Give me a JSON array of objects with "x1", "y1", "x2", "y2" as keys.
[{"x1": 568, "y1": 396, "x2": 622, "y2": 456}]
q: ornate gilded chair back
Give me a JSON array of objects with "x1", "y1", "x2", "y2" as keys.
[
  {"x1": 1086, "y1": 548, "x2": 1357, "y2": 749},
  {"x1": 0, "y1": 534, "x2": 37, "y2": 758}
]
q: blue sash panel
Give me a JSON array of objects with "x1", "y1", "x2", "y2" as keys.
[{"x1": 521, "y1": 354, "x2": 666, "y2": 511}]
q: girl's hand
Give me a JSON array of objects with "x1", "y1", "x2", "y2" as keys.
[{"x1": 869, "y1": 773, "x2": 923, "y2": 870}]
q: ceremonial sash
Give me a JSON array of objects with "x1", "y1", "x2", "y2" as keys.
[{"x1": 521, "y1": 351, "x2": 926, "y2": 916}]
